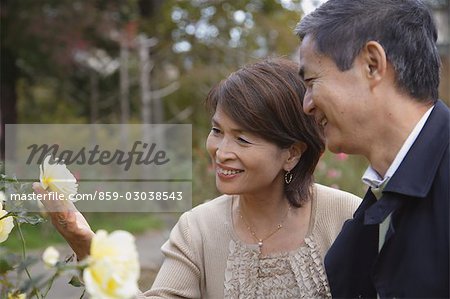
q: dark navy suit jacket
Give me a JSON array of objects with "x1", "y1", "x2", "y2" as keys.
[{"x1": 325, "y1": 100, "x2": 450, "y2": 298}]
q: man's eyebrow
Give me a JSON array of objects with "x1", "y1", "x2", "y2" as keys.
[{"x1": 298, "y1": 66, "x2": 305, "y2": 80}]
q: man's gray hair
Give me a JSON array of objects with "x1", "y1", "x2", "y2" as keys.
[{"x1": 295, "y1": 0, "x2": 441, "y2": 102}]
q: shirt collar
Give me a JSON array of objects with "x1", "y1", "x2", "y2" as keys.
[{"x1": 362, "y1": 105, "x2": 434, "y2": 189}]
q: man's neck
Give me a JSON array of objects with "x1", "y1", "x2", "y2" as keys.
[{"x1": 367, "y1": 97, "x2": 433, "y2": 177}]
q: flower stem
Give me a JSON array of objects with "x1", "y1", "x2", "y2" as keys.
[
  {"x1": 16, "y1": 219, "x2": 43, "y2": 299},
  {"x1": 42, "y1": 271, "x2": 58, "y2": 298},
  {"x1": 0, "y1": 211, "x2": 13, "y2": 221}
]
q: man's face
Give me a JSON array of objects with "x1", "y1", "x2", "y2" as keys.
[{"x1": 298, "y1": 35, "x2": 372, "y2": 155}]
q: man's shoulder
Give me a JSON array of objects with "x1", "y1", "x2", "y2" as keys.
[{"x1": 385, "y1": 100, "x2": 449, "y2": 196}]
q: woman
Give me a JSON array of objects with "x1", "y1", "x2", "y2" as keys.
[{"x1": 35, "y1": 58, "x2": 361, "y2": 298}]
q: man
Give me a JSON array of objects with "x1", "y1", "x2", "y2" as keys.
[{"x1": 295, "y1": 0, "x2": 449, "y2": 298}]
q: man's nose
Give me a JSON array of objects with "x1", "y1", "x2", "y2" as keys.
[{"x1": 303, "y1": 93, "x2": 315, "y2": 115}]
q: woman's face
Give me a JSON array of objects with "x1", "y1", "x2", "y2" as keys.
[{"x1": 206, "y1": 105, "x2": 290, "y2": 197}]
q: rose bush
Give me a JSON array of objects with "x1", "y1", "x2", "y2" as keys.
[
  {"x1": 1, "y1": 157, "x2": 140, "y2": 298},
  {"x1": 0, "y1": 198, "x2": 14, "y2": 243}
]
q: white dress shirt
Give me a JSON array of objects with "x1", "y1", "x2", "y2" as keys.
[{"x1": 362, "y1": 105, "x2": 434, "y2": 189}]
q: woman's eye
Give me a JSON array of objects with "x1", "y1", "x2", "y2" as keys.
[{"x1": 237, "y1": 136, "x2": 251, "y2": 144}]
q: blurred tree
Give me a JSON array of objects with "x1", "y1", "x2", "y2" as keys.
[
  {"x1": 0, "y1": 0, "x2": 144, "y2": 158},
  {"x1": 1, "y1": 0, "x2": 306, "y2": 203},
  {"x1": 1, "y1": 0, "x2": 303, "y2": 157},
  {"x1": 138, "y1": 0, "x2": 303, "y2": 203},
  {"x1": 142, "y1": 0, "x2": 302, "y2": 133}
]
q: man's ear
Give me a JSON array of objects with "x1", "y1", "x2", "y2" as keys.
[
  {"x1": 361, "y1": 41, "x2": 387, "y2": 89},
  {"x1": 284, "y1": 142, "x2": 307, "y2": 171}
]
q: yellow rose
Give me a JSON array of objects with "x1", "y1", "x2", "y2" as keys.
[
  {"x1": 83, "y1": 230, "x2": 140, "y2": 299},
  {"x1": 39, "y1": 155, "x2": 78, "y2": 200},
  {"x1": 42, "y1": 246, "x2": 60, "y2": 267},
  {"x1": 0, "y1": 201, "x2": 14, "y2": 243},
  {"x1": 7, "y1": 292, "x2": 26, "y2": 299}
]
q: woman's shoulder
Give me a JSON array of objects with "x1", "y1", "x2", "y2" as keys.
[
  {"x1": 312, "y1": 183, "x2": 362, "y2": 233},
  {"x1": 189, "y1": 194, "x2": 232, "y2": 216},
  {"x1": 179, "y1": 194, "x2": 233, "y2": 231},
  {"x1": 192, "y1": 194, "x2": 232, "y2": 209},
  {"x1": 313, "y1": 183, "x2": 362, "y2": 213},
  {"x1": 311, "y1": 184, "x2": 362, "y2": 257}
]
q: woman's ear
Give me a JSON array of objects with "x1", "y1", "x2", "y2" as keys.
[{"x1": 284, "y1": 142, "x2": 307, "y2": 171}]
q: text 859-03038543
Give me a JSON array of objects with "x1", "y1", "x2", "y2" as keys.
[
  {"x1": 125, "y1": 191, "x2": 183, "y2": 201},
  {"x1": 8, "y1": 191, "x2": 185, "y2": 202},
  {"x1": 72, "y1": 191, "x2": 185, "y2": 201}
]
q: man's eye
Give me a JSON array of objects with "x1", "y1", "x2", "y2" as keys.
[{"x1": 211, "y1": 127, "x2": 221, "y2": 134}]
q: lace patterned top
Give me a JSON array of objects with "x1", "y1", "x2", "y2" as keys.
[
  {"x1": 224, "y1": 236, "x2": 330, "y2": 298},
  {"x1": 223, "y1": 193, "x2": 331, "y2": 299},
  {"x1": 142, "y1": 184, "x2": 361, "y2": 299}
]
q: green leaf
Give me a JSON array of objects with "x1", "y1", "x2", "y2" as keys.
[
  {"x1": 0, "y1": 248, "x2": 21, "y2": 272},
  {"x1": 0, "y1": 259, "x2": 13, "y2": 273},
  {"x1": 16, "y1": 214, "x2": 45, "y2": 225},
  {"x1": 68, "y1": 275, "x2": 84, "y2": 288},
  {"x1": 0, "y1": 253, "x2": 19, "y2": 274}
]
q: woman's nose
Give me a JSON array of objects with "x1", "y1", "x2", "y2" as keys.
[{"x1": 215, "y1": 140, "x2": 235, "y2": 162}]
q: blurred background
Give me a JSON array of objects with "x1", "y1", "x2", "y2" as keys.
[{"x1": 1, "y1": 0, "x2": 449, "y2": 293}]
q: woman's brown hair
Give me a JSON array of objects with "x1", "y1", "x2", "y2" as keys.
[{"x1": 205, "y1": 58, "x2": 325, "y2": 207}]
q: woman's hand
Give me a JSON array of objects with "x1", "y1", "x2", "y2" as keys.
[{"x1": 32, "y1": 182, "x2": 95, "y2": 260}]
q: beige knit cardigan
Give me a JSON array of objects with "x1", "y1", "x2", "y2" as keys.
[{"x1": 139, "y1": 183, "x2": 361, "y2": 298}]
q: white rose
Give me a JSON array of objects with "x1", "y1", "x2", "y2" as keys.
[
  {"x1": 42, "y1": 246, "x2": 60, "y2": 267},
  {"x1": 39, "y1": 155, "x2": 78, "y2": 200},
  {"x1": 83, "y1": 230, "x2": 140, "y2": 299},
  {"x1": 0, "y1": 201, "x2": 14, "y2": 243}
]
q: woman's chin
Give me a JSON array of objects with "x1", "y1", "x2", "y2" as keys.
[{"x1": 215, "y1": 183, "x2": 238, "y2": 195}]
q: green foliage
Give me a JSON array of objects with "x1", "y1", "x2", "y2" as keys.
[
  {"x1": 2, "y1": 212, "x2": 163, "y2": 251},
  {"x1": 0, "y1": 171, "x2": 153, "y2": 298},
  {"x1": 2, "y1": 221, "x2": 66, "y2": 252},
  {"x1": 0, "y1": 249, "x2": 19, "y2": 274},
  {"x1": 68, "y1": 275, "x2": 84, "y2": 288},
  {"x1": 5, "y1": 0, "x2": 306, "y2": 124},
  {"x1": 0, "y1": 173, "x2": 50, "y2": 298}
]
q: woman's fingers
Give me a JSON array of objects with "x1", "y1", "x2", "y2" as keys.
[
  {"x1": 32, "y1": 182, "x2": 95, "y2": 260},
  {"x1": 32, "y1": 182, "x2": 76, "y2": 212}
]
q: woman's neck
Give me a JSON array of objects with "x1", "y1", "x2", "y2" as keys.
[
  {"x1": 238, "y1": 190, "x2": 290, "y2": 229},
  {"x1": 233, "y1": 188, "x2": 312, "y2": 255}
]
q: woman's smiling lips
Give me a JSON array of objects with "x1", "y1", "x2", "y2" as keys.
[{"x1": 215, "y1": 163, "x2": 244, "y2": 179}]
